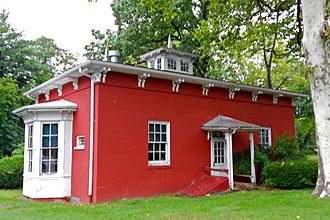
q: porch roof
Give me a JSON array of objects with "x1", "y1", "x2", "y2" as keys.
[{"x1": 202, "y1": 115, "x2": 260, "y2": 131}]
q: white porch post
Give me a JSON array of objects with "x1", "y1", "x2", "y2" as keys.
[
  {"x1": 225, "y1": 132, "x2": 234, "y2": 190},
  {"x1": 249, "y1": 132, "x2": 256, "y2": 184}
]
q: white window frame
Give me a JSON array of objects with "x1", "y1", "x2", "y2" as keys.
[
  {"x1": 259, "y1": 127, "x2": 272, "y2": 147},
  {"x1": 157, "y1": 58, "x2": 161, "y2": 69},
  {"x1": 40, "y1": 122, "x2": 59, "y2": 174},
  {"x1": 180, "y1": 60, "x2": 189, "y2": 72},
  {"x1": 167, "y1": 58, "x2": 177, "y2": 70},
  {"x1": 74, "y1": 135, "x2": 85, "y2": 150},
  {"x1": 27, "y1": 124, "x2": 33, "y2": 172},
  {"x1": 148, "y1": 121, "x2": 170, "y2": 166}
]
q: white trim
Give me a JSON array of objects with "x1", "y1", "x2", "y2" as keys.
[
  {"x1": 88, "y1": 77, "x2": 95, "y2": 196},
  {"x1": 147, "y1": 121, "x2": 171, "y2": 166},
  {"x1": 74, "y1": 135, "x2": 85, "y2": 150},
  {"x1": 23, "y1": 60, "x2": 308, "y2": 100},
  {"x1": 249, "y1": 132, "x2": 256, "y2": 184},
  {"x1": 258, "y1": 127, "x2": 272, "y2": 147}
]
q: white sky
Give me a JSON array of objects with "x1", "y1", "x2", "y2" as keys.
[{"x1": 1, "y1": 0, "x2": 116, "y2": 61}]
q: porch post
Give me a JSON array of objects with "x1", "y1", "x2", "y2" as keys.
[
  {"x1": 249, "y1": 132, "x2": 256, "y2": 184},
  {"x1": 225, "y1": 132, "x2": 234, "y2": 190}
]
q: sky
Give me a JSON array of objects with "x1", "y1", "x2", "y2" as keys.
[{"x1": 1, "y1": 0, "x2": 116, "y2": 61}]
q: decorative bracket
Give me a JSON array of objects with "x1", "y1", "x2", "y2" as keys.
[
  {"x1": 172, "y1": 78, "x2": 184, "y2": 92},
  {"x1": 273, "y1": 94, "x2": 283, "y2": 104},
  {"x1": 138, "y1": 73, "x2": 150, "y2": 88},
  {"x1": 202, "y1": 83, "x2": 214, "y2": 96},
  {"x1": 91, "y1": 67, "x2": 111, "y2": 83},
  {"x1": 229, "y1": 87, "x2": 240, "y2": 99},
  {"x1": 56, "y1": 85, "x2": 63, "y2": 96},
  {"x1": 45, "y1": 91, "x2": 50, "y2": 101},
  {"x1": 252, "y1": 91, "x2": 263, "y2": 102},
  {"x1": 291, "y1": 97, "x2": 298, "y2": 106},
  {"x1": 69, "y1": 77, "x2": 79, "y2": 90}
]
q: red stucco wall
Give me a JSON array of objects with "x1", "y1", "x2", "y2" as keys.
[{"x1": 92, "y1": 72, "x2": 295, "y2": 202}]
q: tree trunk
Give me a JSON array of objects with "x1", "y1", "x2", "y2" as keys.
[{"x1": 301, "y1": 0, "x2": 330, "y2": 197}]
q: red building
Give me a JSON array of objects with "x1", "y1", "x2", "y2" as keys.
[{"x1": 14, "y1": 41, "x2": 306, "y2": 203}]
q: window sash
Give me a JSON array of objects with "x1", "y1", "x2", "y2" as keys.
[
  {"x1": 41, "y1": 123, "x2": 59, "y2": 174},
  {"x1": 167, "y1": 58, "x2": 176, "y2": 70},
  {"x1": 259, "y1": 128, "x2": 271, "y2": 146},
  {"x1": 27, "y1": 125, "x2": 33, "y2": 172},
  {"x1": 148, "y1": 121, "x2": 170, "y2": 165}
]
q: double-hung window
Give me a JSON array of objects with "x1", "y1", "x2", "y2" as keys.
[
  {"x1": 41, "y1": 123, "x2": 59, "y2": 173},
  {"x1": 259, "y1": 127, "x2": 271, "y2": 147},
  {"x1": 27, "y1": 125, "x2": 33, "y2": 172},
  {"x1": 148, "y1": 121, "x2": 170, "y2": 165}
]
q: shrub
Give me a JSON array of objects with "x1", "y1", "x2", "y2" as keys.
[
  {"x1": 271, "y1": 133, "x2": 302, "y2": 161},
  {"x1": 233, "y1": 150, "x2": 250, "y2": 175},
  {"x1": 0, "y1": 154, "x2": 23, "y2": 189},
  {"x1": 263, "y1": 160, "x2": 317, "y2": 189}
]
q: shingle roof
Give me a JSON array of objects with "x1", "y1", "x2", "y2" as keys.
[{"x1": 202, "y1": 115, "x2": 260, "y2": 131}]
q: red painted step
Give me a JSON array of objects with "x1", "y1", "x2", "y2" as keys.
[{"x1": 180, "y1": 175, "x2": 229, "y2": 197}]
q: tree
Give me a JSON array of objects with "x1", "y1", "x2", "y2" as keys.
[
  {"x1": 0, "y1": 10, "x2": 77, "y2": 89},
  {"x1": 301, "y1": 0, "x2": 330, "y2": 198},
  {"x1": 85, "y1": 0, "x2": 306, "y2": 91},
  {"x1": 0, "y1": 78, "x2": 22, "y2": 157}
]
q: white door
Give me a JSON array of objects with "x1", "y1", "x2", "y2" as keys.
[{"x1": 211, "y1": 139, "x2": 227, "y2": 177}]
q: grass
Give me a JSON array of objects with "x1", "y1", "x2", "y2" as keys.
[{"x1": 0, "y1": 189, "x2": 330, "y2": 219}]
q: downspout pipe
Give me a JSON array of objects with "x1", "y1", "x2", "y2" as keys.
[{"x1": 88, "y1": 75, "x2": 95, "y2": 201}]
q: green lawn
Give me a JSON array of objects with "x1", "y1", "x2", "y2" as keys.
[{"x1": 0, "y1": 189, "x2": 329, "y2": 219}]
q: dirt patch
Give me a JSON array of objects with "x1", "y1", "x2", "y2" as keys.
[{"x1": 0, "y1": 203, "x2": 8, "y2": 208}]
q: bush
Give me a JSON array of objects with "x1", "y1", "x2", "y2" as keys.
[
  {"x1": 0, "y1": 154, "x2": 23, "y2": 189},
  {"x1": 234, "y1": 150, "x2": 251, "y2": 175},
  {"x1": 263, "y1": 160, "x2": 317, "y2": 189}
]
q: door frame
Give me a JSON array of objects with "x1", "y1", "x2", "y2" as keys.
[{"x1": 210, "y1": 137, "x2": 227, "y2": 177}]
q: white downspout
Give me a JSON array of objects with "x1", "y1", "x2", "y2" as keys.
[{"x1": 88, "y1": 76, "x2": 95, "y2": 197}]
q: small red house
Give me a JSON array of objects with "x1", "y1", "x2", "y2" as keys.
[{"x1": 14, "y1": 41, "x2": 306, "y2": 203}]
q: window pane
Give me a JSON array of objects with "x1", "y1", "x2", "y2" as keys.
[
  {"x1": 149, "y1": 124, "x2": 154, "y2": 132},
  {"x1": 51, "y1": 124, "x2": 58, "y2": 135},
  {"x1": 155, "y1": 152, "x2": 159, "y2": 160},
  {"x1": 148, "y1": 153, "x2": 153, "y2": 161},
  {"x1": 51, "y1": 136, "x2": 58, "y2": 147},
  {"x1": 160, "y1": 152, "x2": 166, "y2": 160},
  {"x1": 161, "y1": 143, "x2": 166, "y2": 151},
  {"x1": 51, "y1": 149, "x2": 58, "y2": 159},
  {"x1": 155, "y1": 143, "x2": 159, "y2": 151},
  {"x1": 161, "y1": 124, "x2": 166, "y2": 132},
  {"x1": 149, "y1": 133, "x2": 154, "y2": 142},
  {"x1": 28, "y1": 161, "x2": 32, "y2": 172},
  {"x1": 156, "y1": 134, "x2": 160, "y2": 141},
  {"x1": 161, "y1": 134, "x2": 166, "y2": 141},
  {"x1": 29, "y1": 151, "x2": 33, "y2": 160},
  {"x1": 42, "y1": 149, "x2": 49, "y2": 159},
  {"x1": 42, "y1": 137, "x2": 49, "y2": 148},
  {"x1": 42, "y1": 161, "x2": 49, "y2": 173},
  {"x1": 43, "y1": 124, "x2": 50, "y2": 135},
  {"x1": 155, "y1": 124, "x2": 160, "y2": 132},
  {"x1": 148, "y1": 143, "x2": 153, "y2": 151},
  {"x1": 50, "y1": 161, "x2": 57, "y2": 173}
]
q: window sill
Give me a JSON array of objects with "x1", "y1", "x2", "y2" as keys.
[
  {"x1": 74, "y1": 145, "x2": 85, "y2": 150},
  {"x1": 147, "y1": 165, "x2": 173, "y2": 170}
]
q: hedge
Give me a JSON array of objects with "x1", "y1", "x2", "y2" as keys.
[
  {"x1": 0, "y1": 154, "x2": 24, "y2": 189},
  {"x1": 263, "y1": 160, "x2": 317, "y2": 189}
]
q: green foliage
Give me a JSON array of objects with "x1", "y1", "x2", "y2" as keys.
[
  {"x1": 0, "y1": 154, "x2": 23, "y2": 189},
  {"x1": 233, "y1": 150, "x2": 251, "y2": 175},
  {"x1": 0, "y1": 10, "x2": 77, "y2": 89},
  {"x1": 295, "y1": 116, "x2": 316, "y2": 154},
  {"x1": 263, "y1": 160, "x2": 317, "y2": 189},
  {"x1": 272, "y1": 133, "x2": 301, "y2": 161},
  {"x1": 0, "y1": 78, "x2": 23, "y2": 157}
]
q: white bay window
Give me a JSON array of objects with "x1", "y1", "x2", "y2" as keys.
[{"x1": 14, "y1": 100, "x2": 77, "y2": 198}]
